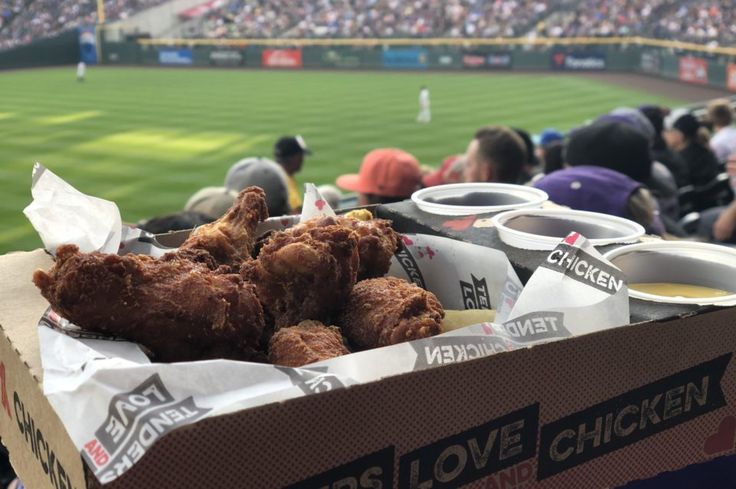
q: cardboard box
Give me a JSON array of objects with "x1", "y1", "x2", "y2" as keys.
[{"x1": 2, "y1": 247, "x2": 736, "y2": 488}]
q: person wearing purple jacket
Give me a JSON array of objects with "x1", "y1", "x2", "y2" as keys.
[{"x1": 534, "y1": 121, "x2": 665, "y2": 235}]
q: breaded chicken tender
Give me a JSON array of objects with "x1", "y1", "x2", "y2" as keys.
[
  {"x1": 33, "y1": 244, "x2": 265, "y2": 362},
  {"x1": 290, "y1": 215, "x2": 398, "y2": 280},
  {"x1": 247, "y1": 224, "x2": 359, "y2": 328},
  {"x1": 178, "y1": 186, "x2": 268, "y2": 266},
  {"x1": 339, "y1": 277, "x2": 443, "y2": 349},
  {"x1": 268, "y1": 320, "x2": 349, "y2": 367}
]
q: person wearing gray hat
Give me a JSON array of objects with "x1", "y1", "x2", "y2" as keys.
[
  {"x1": 138, "y1": 187, "x2": 236, "y2": 235},
  {"x1": 184, "y1": 186, "x2": 238, "y2": 220},
  {"x1": 225, "y1": 157, "x2": 291, "y2": 217}
]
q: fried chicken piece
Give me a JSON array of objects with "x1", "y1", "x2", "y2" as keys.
[
  {"x1": 339, "y1": 277, "x2": 444, "y2": 349},
  {"x1": 178, "y1": 186, "x2": 268, "y2": 266},
  {"x1": 292, "y1": 215, "x2": 398, "y2": 280},
  {"x1": 33, "y1": 244, "x2": 265, "y2": 363},
  {"x1": 268, "y1": 320, "x2": 349, "y2": 367},
  {"x1": 248, "y1": 224, "x2": 359, "y2": 328}
]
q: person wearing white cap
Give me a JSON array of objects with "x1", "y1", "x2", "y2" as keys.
[{"x1": 225, "y1": 157, "x2": 292, "y2": 217}]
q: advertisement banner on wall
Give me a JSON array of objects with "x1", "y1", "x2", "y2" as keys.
[
  {"x1": 382, "y1": 48, "x2": 428, "y2": 69},
  {"x1": 435, "y1": 54, "x2": 456, "y2": 67},
  {"x1": 462, "y1": 52, "x2": 512, "y2": 69},
  {"x1": 678, "y1": 57, "x2": 708, "y2": 85},
  {"x1": 550, "y1": 52, "x2": 606, "y2": 71},
  {"x1": 462, "y1": 52, "x2": 486, "y2": 68},
  {"x1": 321, "y1": 50, "x2": 361, "y2": 68},
  {"x1": 486, "y1": 52, "x2": 512, "y2": 69},
  {"x1": 158, "y1": 49, "x2": 193, "y2": 65},
  {"x1": 78, "y1": 26, "x2": 97, "y2": 65},
  {"x1": 640, "y1": 51, "x2": 660, "y2": 75},
  {"x1": 209, "y1": 50, "x2": 245, "y2": 67},
  {"x1": 262, "y1": 49, "x2": 303, "y2": 68},
  {"x1": 727, "y1": 64, "x2": 736, "y2": 92}
]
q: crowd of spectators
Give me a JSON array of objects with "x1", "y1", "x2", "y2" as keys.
[
  {"x1": 0, "y1": 0, "x2": 166, "y2": 50},
  {"x1": 536, "y1": 0, "x2": 736, "y2": 45},
  {"x1": 650, "y1": 1, "x2": 736, "y2": 45},
  {"x1": 3, "y1": 0, "x2": 736, "y2": 49},
  {"x1": 136, "y1": 97, "x2": 736, "y2": 250},
  {"x1": 199, "y1": 0, "x2": 309, "y2": 39},
  {"x1": 0, "y1": 0, "x2": 28, "y2": 32},
  {"x1": 196, "y1": 0, "x2": 735, "y2": 43},
  {"x1": 198, "y1": 0, "x2": 551, "y2": 39}
]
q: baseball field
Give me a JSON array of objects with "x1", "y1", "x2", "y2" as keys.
[{"x1": 0, "y1": 67, "x2": 712, "y2": 254}]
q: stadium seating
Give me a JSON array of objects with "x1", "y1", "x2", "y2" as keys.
[
  {"x1": 190, "y1": 0, "x2": 736, "y2": 43},
  {"x1": 4, "y1": 0, "x2": 735, "y2": 49},
  {"x1": 536, "y1": 0, "x2": 736, "y2": 44},
  {"x1": 0, "y1": 0, "x2": 168, "y2": 50},
  {"x1": 195, "y1": 0, "x2": 554, "y2": 39}
]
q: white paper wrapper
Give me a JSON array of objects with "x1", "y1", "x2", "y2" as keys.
[
  {"x1": 497, "y1": 232, "x2": 629, "y2": 347},
  {"x1": 299, "y1": 182, "x2": 336, "y2": 221},
  {"x1": 388, "y1": 234, "x2": 523, "y2": 323},
  {"x1": 23, "y1": 163, "x2": 122, "y2": 254}
]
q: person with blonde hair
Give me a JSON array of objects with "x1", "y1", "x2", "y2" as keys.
[{"x1": 707, "y1": 99, "x2": 736, "y2": 164}]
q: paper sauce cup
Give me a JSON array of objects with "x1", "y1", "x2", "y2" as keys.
[
  {"x1": 491, "y1": 208, "x2": 645, "y2": 250},
  {"x1": 603, "y1": 241, "x2": 736, "y2": 306},
  {"x1": 412, "y1": 183, "x2": 548, "y2": 216}
]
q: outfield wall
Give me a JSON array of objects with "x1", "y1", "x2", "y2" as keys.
[
  {"x1": 2, "y1": 32, "x2": 735, "y2": 93},
  {"x1": 103, "y1": 42, "x2": 637, "y2": 72},
  {"x1": 0, "y1": 30, "x2": 79, "y2": 70},
  {"x1": 99, "y1": 40, "x2": 735, "y2": 92}
]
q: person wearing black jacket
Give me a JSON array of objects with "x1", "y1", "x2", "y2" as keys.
[{"x1": 664, "y1": 112, "x2": 720, "y2": 187}]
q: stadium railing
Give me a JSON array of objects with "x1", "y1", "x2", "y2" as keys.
[{"x1": 134, "y1": 35, "x2": 736, "y2": 56}]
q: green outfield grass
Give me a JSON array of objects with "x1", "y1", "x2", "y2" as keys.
[{"x1": 0, "y1": 67, "x2": 685, "y2": 254}]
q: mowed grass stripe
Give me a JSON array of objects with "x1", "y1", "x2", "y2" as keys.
[
  {"x1": 1, "y1": 71, "x2": 614, "y2": 118},
  {"x1": 5, "y1": 80, "x2": 653, "y2": 128},
  {"x1": 0, "y1": 67, "x2": 685, "y2": 254}
]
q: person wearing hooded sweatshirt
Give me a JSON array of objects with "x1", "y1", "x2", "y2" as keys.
[
  {"x1": 639, "y1": 105, "x2": 691, "y2": 188},
  {"x1": 599, "y1": 109, "x2": 679, "y2": 223}
]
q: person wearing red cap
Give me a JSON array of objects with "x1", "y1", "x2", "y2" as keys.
[{"x1": 336, "y1": 148, "x2": 423, "y2": 205}]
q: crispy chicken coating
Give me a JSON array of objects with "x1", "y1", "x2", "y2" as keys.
[
  {"x1": 268, "y1": 320, "x2": 349, "y2": 367},
  {"x1": 33, "y1": 244, "x2": 265, "y2": 362},
  {"x1": 247, "y1": 224, "x2": 359, "y2": 328},
  {"x1": 178, "y1": 186, "x2": 268, "y2": 266},
  {"x1": 339, "y1": 277, "x2": 444, "y2": 349},
  {"x1": 291, "y1": 215, "x2": 398, "y2": 280}
]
